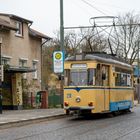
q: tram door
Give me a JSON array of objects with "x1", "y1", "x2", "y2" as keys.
[{"x1": 102, "y1": 65, "x2": 110, "y2": 111}]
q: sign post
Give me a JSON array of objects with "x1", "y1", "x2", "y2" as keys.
[
  {"x1": 0, "y1": 37, "x2": 3, "y2": 114},
  {"x1": 60, "y1": 0, "x2": 64, "y2": 108},
  {"x1": 53, "y1": 51, "x2": 64, "y2": 73},
  {"x1": 0, "y1": 65, "x2": 4, "y2": 82}
]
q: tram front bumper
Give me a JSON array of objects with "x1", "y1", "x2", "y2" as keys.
[
  {"x1": 64, "y1": 106, "x2": 94, "y2": 111},
  {"x1": 64, "y1": 106, "x2": 95, "y2": 115}
]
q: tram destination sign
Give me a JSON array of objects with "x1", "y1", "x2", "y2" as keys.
[{"x1": 53, "y1": 51, "x2": 64, "y2": 73}]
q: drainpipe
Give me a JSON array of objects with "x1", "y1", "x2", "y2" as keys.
[
  {"x1": 28, "y1": 22, "x2": 33, "y2": 29},
  {"x1": 28, "y1": 22, "x2": 51, "y2": 90}
]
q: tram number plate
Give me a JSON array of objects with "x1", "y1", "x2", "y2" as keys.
[{"x1": 67, "y1": 93, "x2": 72, "y2": 98}]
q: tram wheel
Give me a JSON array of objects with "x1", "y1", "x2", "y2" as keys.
[
  {"x1": 124, "y1": 109, "x2": 131, "y2": 113},
  {"x1": 108, "y1": 113, "x2": 114, "y2": 118},
  {"x1": 112, "y1": 111, "x2": 120, "y2": 116}
]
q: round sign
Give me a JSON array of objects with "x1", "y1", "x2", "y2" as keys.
[{"x1": 55, "y1": 53, "x2": 62, "y2": 60}]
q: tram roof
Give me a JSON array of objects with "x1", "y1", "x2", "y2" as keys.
[{"x1": 65, "y1": 52, "x2": 132, "y2": 69}]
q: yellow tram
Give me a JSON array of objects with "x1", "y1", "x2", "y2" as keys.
[{"x1": 63, "y1": 52, "x2": 134, "y2": 115}]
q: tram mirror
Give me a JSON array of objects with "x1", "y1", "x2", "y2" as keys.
[
  {"x1": 58, "y1": 75, "x2": 61, "y2": 80},
  {"x1": 102, "y1": 73, "x2": 106, "y2": 80},
  {"x1": 58, "y1": 75, "x2": 64, "y2": 80},
  {"x1": 137, "y1": 78, "x2": 140, "y2": 84}
]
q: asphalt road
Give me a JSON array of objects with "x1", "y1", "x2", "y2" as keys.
[{"x1": 0, "y1": 107, "x2": 140, "y2": 140}]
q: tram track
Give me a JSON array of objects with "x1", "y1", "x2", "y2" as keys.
[
  {"x1": 12, "y1": 117, "x2": 90, "y2": 140},
  {"x1": 0, "y1": 114, "x2": 112, "y2": 140},
  {"x1": 0, "y1": 114, "x2": 67, "y2": 130},
  {"x1": 0, "y1": 108, "x2": 140, "y2": 140},
  {"x1": 12, "y1": 113, "x2": 134, "y2": 140},
  {"x1": 115, "y1": 126, "x2": 140, "y2": 140}
]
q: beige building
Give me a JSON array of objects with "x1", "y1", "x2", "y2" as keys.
[{"x1": 0, "y1": 13, "x2": 51, "y2": 109}]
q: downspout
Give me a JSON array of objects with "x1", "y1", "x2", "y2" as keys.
[
  {"x1": 28, "y1": 22, "x2": 51, "y2": 90},
  {"x1": 28, "y1": 22, "x2": 44, "y2": 90},
  {"x1": 28, "y1": 22, "x2": 32, "y2": 28}
]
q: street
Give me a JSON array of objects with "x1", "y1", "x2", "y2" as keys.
[{"x1": 0, "y1": 107, "x2": 140, "y2": 140}]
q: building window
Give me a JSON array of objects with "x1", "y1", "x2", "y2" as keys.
[
  {"x1": 33, "y1": 61, "x2": 38, "y2": 79},
  {"x1": 1, "y1": 56, "x2": 11, "y2": 65},
  {"x1": 22, "y1": 73, "x2": 27, "y2": 79},
  {"x1": 19, "y1": 59, "x2": 27, "y2": 67},
  {"x1": 15, "y1": 21, "x2": 23, "y2": 36},
  {"x1": 19, "y1": 58, "x2": 28, "y2": 79},
  {"x1": 2, "y1": 58, "x2": 10, "y2": 65}
]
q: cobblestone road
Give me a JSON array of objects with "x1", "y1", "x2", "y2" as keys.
[{"x1": 0, "y1": 107, "x2": 140, "y2": 140}]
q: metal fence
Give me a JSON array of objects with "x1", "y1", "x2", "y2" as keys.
[{"x1": 48, "y1": 89, "x2": 63, "y2": 108}]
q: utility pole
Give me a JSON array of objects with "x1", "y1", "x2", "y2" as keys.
[
  {"x1": 0, "y1": 37, "x2": 3, "y2": 114},
  {"x1": 138, "y1": 41, "x2": 140, "y2": 103},
  {"x1": 60, "y1": 0, "x2": 64, "y2": 107},
  {"x1": 60, "y1": 0, "x2": 64, "y2": 52}
]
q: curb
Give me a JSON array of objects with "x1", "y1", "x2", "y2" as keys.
[{"x1": 0, "y1": 114, "x2": 66, "y2": 130}]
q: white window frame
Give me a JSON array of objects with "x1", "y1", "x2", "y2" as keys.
[
  {"x1": 22, "y1": 73, "x2": 27, "y2": 79},
  {"x1": 15, "y1": 21, "x2": 23, "y2": 36},
  {"x1": 19, "y1": 58, "x2": 28, "y2": 67},
  {"x1": 32, "y1": 61, "x2": 38, "y2": 79},
  {"x1": 1, "y1": 55, "x2": 12, "y2": 65}
]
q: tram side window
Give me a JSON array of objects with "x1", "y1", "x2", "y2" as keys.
[
  {"x1": 115, "y1": 73, "x2": 131, "y2": 86},
  {"x1": 88, "y1": 69, "x2": 96, "y2": 85},
  {"x1": 121, "y1": 74, "x2": 127, "y2": 86},
  {"x1": 102, "y1": 65, "x2": 109, "y2": 86},
  {"x1": 95, "y1": 64, "x2": 109, "y2": 86},
  {"x1": 95, "y1": 64, "x2": 101, "y2": 86},
  {"x1": 64, "y1": 69, "x2": 70, "y2": 86},
  {"x1": 127, "y1": 74, "x2": 131, "y2": 86},
  {"x1": 115, "y1": 73, "x2": 121, "y2": 86}
]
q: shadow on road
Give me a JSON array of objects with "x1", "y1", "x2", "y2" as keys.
[{"x1": 68, "y1": 111, "x2": 133, "y2": 121}]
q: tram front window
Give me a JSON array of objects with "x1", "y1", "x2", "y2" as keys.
[{"x1": 70, "y1": 70, "x2": 87, "y2": 86}]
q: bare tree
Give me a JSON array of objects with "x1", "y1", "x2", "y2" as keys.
[
  {"x1": 64, "y1": 28, "x2": 108, "y2": 53},
  {"x1": 80, "y1": 28, "x2": 108, "y2": 52},
  {"x1": 112, "y1": 12, "x2": 140, "y2": 64}
]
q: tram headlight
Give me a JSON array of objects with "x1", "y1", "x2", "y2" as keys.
[{"x1": 64, "y1": 101, "x2": 69, "y2": 107}]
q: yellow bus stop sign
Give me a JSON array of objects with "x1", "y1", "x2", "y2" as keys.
[{"x1": 53, "y1": 51, "x2": 64, "y2": 73}]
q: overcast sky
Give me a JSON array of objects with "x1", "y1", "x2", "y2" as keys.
[{"x1": 0, "y1": 0, "x2": 140, "y2": 37}]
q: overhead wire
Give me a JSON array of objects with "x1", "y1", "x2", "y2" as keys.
[
  {"x1": 72, "y1": 0, "x2": 93, "y2": 17},
  {"x1": 80, "y1": 0, "x2": 108, "y2": 16},
  {"x1": 65, "y1": 0, "x2": 140, "y2": 56},
  {"x1": 86, "y1": 0, "x2": 114, "y2": 16},
  {"x1": 88, "y1": 0, "x2": 126, "y2": 10}
]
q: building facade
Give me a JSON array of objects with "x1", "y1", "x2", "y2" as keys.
[{"x1": 0, "y1": 13, "x2": 51, "y2": 109}]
